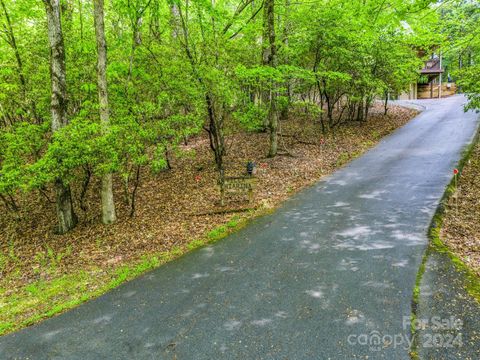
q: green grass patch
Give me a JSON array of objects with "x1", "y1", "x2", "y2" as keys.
[
  {"x1": 186, "y1": 239, "x2": 205, "y2": 251},
  {"x1": 206, "y1": 216, "x2": 245, "y2": 242},
  {"x1": 335, "y1": 152, "x2": 351, "y2": 167},
  {"x1": 208, "y1": 225, "x2": 228, "y2": 241},
  {"x1": 0, "y1": 270, "x2": 103, "y2": 335},
  {"x1": 428, "y1": 213, "x2": 480, "y2": 303},
  {"x1": 0, "y1": 212, "x2": 258, "y2": 336}
]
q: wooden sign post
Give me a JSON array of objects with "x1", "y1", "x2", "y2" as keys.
[
  {"x1": 220, "y1": 176, "x2": 256, "y2": 206},
  {"x1": 453, "y1": 168, "x2": 459, "y2": 214}
]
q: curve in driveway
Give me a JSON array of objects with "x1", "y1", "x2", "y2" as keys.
[{"x1": 1, "y1": 95, "x2": 479, "y2": 360}]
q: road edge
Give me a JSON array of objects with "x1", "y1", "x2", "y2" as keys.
[{"x1": 409, "y1": 123, "x2": 480, "y2": 359}]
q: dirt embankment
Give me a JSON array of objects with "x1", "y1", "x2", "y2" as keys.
[{"x1": 441, "y1": 142, "x2": 480, "y2": 276}]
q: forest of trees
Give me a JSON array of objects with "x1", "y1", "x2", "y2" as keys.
[
  {"x1": 0, "y1": 0, "x2": 478, "y2": 234},
  {"x1": 440, "y1": 0, "x2": 480, "y2": 109}
]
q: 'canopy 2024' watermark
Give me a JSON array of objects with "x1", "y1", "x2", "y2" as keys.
[{"x1": 347, "y1": 316, "x2": 463, "y2": 352}]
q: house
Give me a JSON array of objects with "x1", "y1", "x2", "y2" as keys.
[{"x1": 399, "y1": 53, "x2": 457, "y2": 100}]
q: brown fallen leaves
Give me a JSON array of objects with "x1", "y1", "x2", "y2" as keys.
[
  {"x1": 0, "y1": 104, "x2": 418, "y2": 294},
  {"x1": 442, "y1": 142, "x2": 480, "y2": 277}
]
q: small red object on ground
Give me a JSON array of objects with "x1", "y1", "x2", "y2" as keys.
[{"x1": 453, "y1": 169, "x2": 459, "y2": 175}]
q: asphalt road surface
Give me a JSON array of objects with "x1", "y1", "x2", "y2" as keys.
[{"x1": 1, "y1": 95, "x2": 479, "y2": 360}]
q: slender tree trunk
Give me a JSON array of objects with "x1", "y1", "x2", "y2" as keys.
[
  {"x1": 279, "y1": 0, "x2": 290, "y2": 122},
  {"x1": 384, "y1": 89, "x2": 389, "y2": 115},
  {"x1": 263, "y1": 0, "x2": 277, "y2": 157},
  {"x1": 205, "y1": 94, "x2": 225, "y2": 181},
  {"x1": 79, "y1": 165, "x2": 92, "y2": 211},
  {"x1": 43, "y1": 0, "x2": 77, "y2": 234},
  {"x1": 356, "y1": 100, "x2": 364, "y2": 122},
  {"x1": 364, "y1": 98, "x2": 370, "y2": 121},
  {"x1": 127, "y1": 14, "x2": 142, "y2": 86},
  {"x1": 0, "y1": 0, "x2": 26, "y2": 98},
  {"x1": 94, "y1": 0, "x2": 117, "y2": 224},
  {"x1": 78, "y1": 0, "x2": 84, "y2": 40},
  {"x1": 170, "y1": 3, "x2": 181, "y2": 38},
  {"x1": 0, "y1": 0, "x2": 39, "y2": 122},
  {"x1": 177, "y1": 3, "x2": 226, "y2": 201},
  {"x1": 129, "y1": 165, "x2": 141, "y2": 217},
  {"x1": 268, "y1": 105, "x2": 278, "y2": 157}
]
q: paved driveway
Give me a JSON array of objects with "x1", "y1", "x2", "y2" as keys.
[{"x1": 1, "y1": 96, "x2": 479, "y2": 359}]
